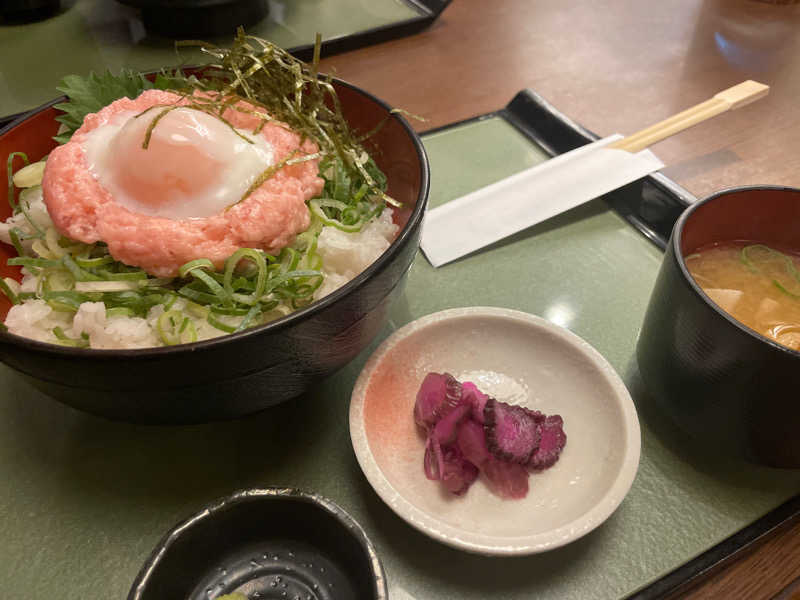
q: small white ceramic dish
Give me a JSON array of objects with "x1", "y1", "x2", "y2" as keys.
[{"x1": 349, "y1": 306, "x2": 640, "y2": 556}]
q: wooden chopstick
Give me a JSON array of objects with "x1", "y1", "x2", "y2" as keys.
[{"x1": 609, "y1": 80, "x2": 769, "y2": 153}]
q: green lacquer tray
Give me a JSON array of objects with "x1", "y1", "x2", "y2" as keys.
[
  {"x1": 1, "y1": 91, "x2": 799, "y2": 600},
  {"x1": 0, "y1": 0, "x2": 450, "y2": 121}
]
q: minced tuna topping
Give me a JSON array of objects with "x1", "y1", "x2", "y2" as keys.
[{"x1": 43, "y1": 90, "x2": 324, "y2": 278}]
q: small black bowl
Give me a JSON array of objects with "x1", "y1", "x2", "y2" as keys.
[
  {"x1": 0, "y1": 78, "x2": 429, "y2": 424},
  {"x1": 0, "y1": 0, "x2": 59, "y2": 22},
  {"x1": 128, "y1": 488, "x2": 387, "y2": 600},
  {"x1": 637, "y1": 186, "x2": 800, "y2": 468}
]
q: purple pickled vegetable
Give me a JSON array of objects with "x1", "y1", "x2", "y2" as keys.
[
  {"x1": 483, "y1": 398, "x2": 542, "y2": 464},
  {"x1": 414, "y1": 372, "x2": 462, "y2": 432},
  {"x1": 456, "y1": 419, "x2": 490, "y2": 467},
  {"x1": 414, "y1": 373, "x2": 566, "y2": 500},
  {"x1": 431, "y1": 401, "x2": 472, "y2": 446},
  {"x1": 462, "y1": 381, "x2": 489, "y2": 424},
  {"x1": 424, "y1": 435, "x2": 479, "y2": 496},
  {"x1": 483, "y1": 457, "x2": 529, "y2": 499},
  {"x1": 423, "y1": 435, "x2": 445, "y2": 480},
  {"x1": 528, "y1": 415, "x2": 567, "y2": 470},
  {"x1": 440, "y1": 445, "x2": 479, "y2": 496}
]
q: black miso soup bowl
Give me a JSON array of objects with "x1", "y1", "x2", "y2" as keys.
[
  {"x1": 0, "y1": 78, "x2": 429, "y2": 424},
  {"x1": 637, "y1": 186, "x2": 800, "y2": 468},
  {"x1": 128, "y1": 487, "x2": 387, "y2": 600}
]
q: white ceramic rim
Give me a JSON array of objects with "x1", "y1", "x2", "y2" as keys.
[{"x1": 349, "y1": 306, "x2": 641, "y2": 556}]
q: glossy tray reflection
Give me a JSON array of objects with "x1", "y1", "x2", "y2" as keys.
[{"x1": 0, "y1": 95, "x2": 799, "y2": 600}]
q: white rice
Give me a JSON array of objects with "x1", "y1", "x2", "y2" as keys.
[{"x1": 3, "y1": 197, "x2": 398, "y2": 349}]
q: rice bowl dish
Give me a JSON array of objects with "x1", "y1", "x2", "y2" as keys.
[
  {"x1": 0, "y1": 63, "x2": 428, "y2": 422},
  {"x1": 1, "y1": 35, "x2": 403, "y2": 350}
]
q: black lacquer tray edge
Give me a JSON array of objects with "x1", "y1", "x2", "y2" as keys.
[
  {"x1": 0, "y1": 0, "x2": 452, "y2": 128},
  {"x1": 290, "y1": 0, "x2": 451, "y2": 63},
  {"x1": 421, "y1": 88, "x2": 800, "y2": 600}
]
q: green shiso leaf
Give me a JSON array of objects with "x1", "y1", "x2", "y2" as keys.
[{"x1": 53, "y1": 69, "x2": 167, "y2": 144}]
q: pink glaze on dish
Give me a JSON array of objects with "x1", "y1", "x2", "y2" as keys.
[{"x1": 42, "y1": 89, "x2": 323, "y2": 277}]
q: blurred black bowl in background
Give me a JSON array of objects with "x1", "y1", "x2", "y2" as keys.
[{"x1": 117, "y1": 0, "x2": 269, "y2": 38}]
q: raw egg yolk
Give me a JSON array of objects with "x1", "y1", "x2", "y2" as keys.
[
  {"x1": 107, "y1": 109, "x2": 224, "y2": 210},
  {"x1": 84, "y1": 107, "x2": 274, "y2": 220}
]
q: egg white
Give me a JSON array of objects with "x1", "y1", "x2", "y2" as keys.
[{"x1": 82, "y1": 107, "x2": 274, "y2": 220}]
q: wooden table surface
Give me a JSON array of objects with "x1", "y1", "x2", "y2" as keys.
[{"x1": 320, "y1": 0, "x2": 800, "y2": 598}]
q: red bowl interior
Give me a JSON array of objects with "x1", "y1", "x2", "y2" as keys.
[
  {"x1": 0, "y1": 105, "x2": 60, "y2": 319},
  {"x1": 679, "y1": 187, "x2": 800, "y2": 255}
]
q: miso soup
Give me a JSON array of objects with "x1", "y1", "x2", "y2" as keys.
[{"x1": 685, "y1": 243, "x2": 800, "y2": 351}]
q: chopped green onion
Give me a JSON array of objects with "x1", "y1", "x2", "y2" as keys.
[
  {"x1": 176, "y1": 284, "x2": 218, "y2": 305},
  {"x1": 40, "y1": 268, "x2": 75, "y2": 293},
  {"x1": 207, "y1": 313, "x2": 236, "y2": 333},
  {"x1": 8, "y1": 228, "x2": 27, "y2": 258},
  {"x1": 61, "y1": 254, "x2": 102, "y2": 281},
  {"x1": 309, "y1": 199, "x2": 366, "y2": 232},
  {"x1": 7, "y1": 257, "x2": 61, "y2": 269},
  {"x1": 210, "y1": 305, "x2": 251, "y2": 316},
  {"x1": 6, "y1": 152, "x2": 28, "y2": 213},
  {"x1": 157, "y1": 310, "x2": 198, "y2": 345},
  {"x1": 74, "y1": 281, "x2": 139, "y2": 293},
  {"x1": 223, "y1": 248, "x2": 267, "y2": 305},
  {"x1": 234, "y1": 304, "x2": 262, "y2": 332},
  {"x1": 74, "y1": 255, "x2": 114, "y2": 269},
  {"x1": 184, "y1": 300, "x2": 209, "y2": 319},
  {"x1": 0, "y1": 278, "x2": 19, "y2": 304},
  {"x1": 178, "y1": 258, "x2": 215, "y2": 278},
  {"x1": 96, "y1": 270, "x2": 148, "y2": 281},
  {"x1": 52, "y1": 326, "x2": 90, "y2": 347}
]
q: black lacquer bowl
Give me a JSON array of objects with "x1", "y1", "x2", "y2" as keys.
[
  {"x1": 117, "y1": 0, "x2": 269, "y2": 38},
  {"x1": 637, "y1": 186, "x2": 800, "y2": 468},
  {"x1": 0, "y1": 79, "x2": 429, "y2": 424},
  {"x1": 128, "y1": 488, "x2": 387, "y2": 600}
]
